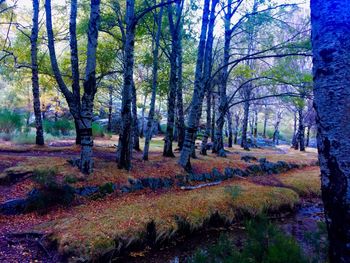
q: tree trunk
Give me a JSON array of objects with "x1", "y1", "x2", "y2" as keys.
[
  {"x1": 143, "y1": 5, "x2": 164, "y2": 161},
  {"x1": 31, "y1": 0, "x2": 44, "y2": 146},
  {"x1": 176, "y1": 24, "x2": 185, "y2": 150},
  {"x1": 79, "y1": 0, "x2": 101, "y2": 174},
  {"x1": 263, "y1": 106, "x2": 268, "y2": 138},
  {"x1": 212, "y1": 0, "x2": 231, "y2": 156},
  {"x1": 291, "y1": 111, "x2": 298, "y2": 147},
  {"x1": 140, "y1": 93, "x2": 147, "y2": 138},
  {"x1": 132, "y1": 81, "x2": 141, "y2": 151},
  {"x1": 200, "y1": 89, "x2": 211, "y2": 155},
  {"x1": 233, "y1": 112, "x2": 239, "y2": 144},
  {"x1": 117, "y1": 0, "x2": 136, "y2": 169},
  {"x1": 227, "y1": 110, "x2": 233, "y2": 148},
  {"x1": 305, "y1": 125, "x2": 310, "y2": 147},
  {"x1": 178, "y1": 0, "x2": 211, "y2": 171},
  {"x1": 241, "y1": 93, "x2": 250, "y2": 150},
  {"x1": 253, "y1": 109, "x2": 258, "y2": 138},
  {"x1": 211, "y1": 93, "x2": 216, "y2": 142},
  {"x1": 107, "y1": 86, "x2": 113, "y2": 132},
  {"x1": 311, "y1": 1, "x2": 350, "y2": 262},
  {"x1": 298, "y1": 108, "x2": 305, "y2": 151}
]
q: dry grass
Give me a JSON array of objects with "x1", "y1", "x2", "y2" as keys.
[{"x1": 35, "y1": 178, "x2": 302, "y2": 261}]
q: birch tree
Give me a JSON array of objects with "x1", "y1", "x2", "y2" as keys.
[{"x1": 311, "y1": 1, "x2": 350, "y2": 261}]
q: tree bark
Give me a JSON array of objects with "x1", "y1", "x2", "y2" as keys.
[
  {"x1": 263, "y1": 106, "x2": 268, "y2": 138},
  {"x1": 143, "y1": 4, "x2": 164, "y2": 161},
  {"x1": 79, "y1": 0, "x2": 101, "y2": 174},
  {"x1": 311, "y1": 1, "x2": 350, "y2": 262},
  {"x1": 200, "y1": 88, "x2": 211, "y2": 155},
  {"x1": 178, "y1": 0, "x2": 211, "y2": 171},
  {"x1": 140, "y1": 93, "x2": 147, "y2": 138},
  {"x1": 305, "y1": 125, "x2": 310, "y2": 147},
  {"x1": 117, "y1": 0, "x2": 136, "y2": 169},
  {"x1": 297, "y1": 108, "x2": 305, "y2": 151},
  {"x1": 132, "y1": 81, "x2": 141, "y2": 151},
  {"x1": 107, "y1": 86, "x2": 113, "y2": 132},
  {"x1": 227, "y1": 110, "x2": 233, "y2": 147},
  {"x1": 31, "y1": 0, "x2": 44, "y2": 146},
  {"x1": 233, "y1": 112, "x2": 239, "y2": 144},
  {"x1": 240, "y1": 90, "x2": 250, "y2": 150}
]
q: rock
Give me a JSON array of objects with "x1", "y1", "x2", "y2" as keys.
[
  {"x1": 120, "y1": 186, "x2": 131, "y2": 193},
  {"x1": 233, "y1": 168, "x2": 248, "y2": 177},
  {"x1": 129, "y1": 179, "x2": 144, "y2": 191},
  {"x1": 0, "y1": 199, "x2": 28, "y2": 215},
  {"x1": 162, "y1": 178, "x2": 174, "y2": 188},
  {"x1": 188, "y1": 173, "x2": 205, "y2": 182},
  {"x1": 247, "y1": 164, "x2": 263, "y2": 175},
  {"x1": 141, "y1": 177, "x2": 162, "y2": 190},
  {"x1": 75, "y1": 186, "x2": 99, "y2": 196},
  {"x1": 212, "y1": 168, "x2": 224, "y2": 181},
  {"x1": 224, "y1": 167, "x2": 234, "y2": 178},
  {"x1": 241, "y1": 155, "x2": 258, "y2": 163}
]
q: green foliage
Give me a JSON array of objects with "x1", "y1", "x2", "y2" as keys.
[
  {"x1": 0, "y1": 109, "x2": 23, "y2": 134},
  {"x1": 92, "y1": 122, "x2": 105, "y2": 138},
  {"x1": 189, "y1": 215, "x2": 307, "y2": 263},
  {"x1": 64, "y1": 174, "x2": 78, "y2": 184},
  {"x1": 33, "y1": 167, "x2": 58, "y2": 186},
  {"x1": 43, "y1": 119, "x2": 74, "y2": 136},
  {"x1": 305, "y1": 222, "x2": 329, "y2": 263}
]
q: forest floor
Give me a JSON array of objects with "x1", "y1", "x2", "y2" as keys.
[{"x1": 0, "y1": 136, "x2": 321, "y2": 262}]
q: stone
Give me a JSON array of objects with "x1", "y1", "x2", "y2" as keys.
[
  {"x1": 241, "y1": 155, "x2": 258, "y2": 163},
  {"x1": 75, "y1": 186, "x2": 99, "y2": 196},
  {"x1": 0, "y1": 199, "x2": 28, "y2": 215}
]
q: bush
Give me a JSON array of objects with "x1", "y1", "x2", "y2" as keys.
[
  {"x1": 0, "y1": 109, "x2": 23, "y2": 134},
  {"x1": 188, "y1": 215, "x2": 307, "y2": 263},
  {"x1": 43, "y1": 119, "x2": 74, "y2": 136},
  {"x1": 92, "y1": 122, "x2": 105, "y2": 138},
  {"x1": 27, "y1": 168, "x2": 75, "y2": 213}
]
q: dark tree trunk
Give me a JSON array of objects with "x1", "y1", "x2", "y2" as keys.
[
  {"x1": 143, "y1": 5, "x2": 164, "y2": 161},
  {"x1": 132, "y1": 81, "x2": 141, "y2": 151},
  {"x1": 163, "y1": 0, "x2": 183, "y2": 157},
  {"x1": 227, "y1": 110, "x2": 233, "y2": 148},
  {"x1": 107, "y1": 86, "x2": 113, "y2": 133},
  {"x1": 241, "y1": 93, "x2": 250, "y2": 150},
  {"x1": 263, "y1": 106, "x2": 268, "y2": 138},
  {"x1": 178, "y1": 0, "x2": 212, "y2": 171},
  {"x1": 117, "y1": 0, "x2": 136, "y2": 169},
  {"x1": 298, "y1": 108, "x2": 305, "y2": 151},
  {"x1": 311, "y1": 1, "x2": 350, "y2": 262},
  {"x1": 211, "y1": 93, "x2": 216, "y2": 142},
  {"x1": 253, "y1": 109, "x2": 258, "y2": 138},
  {"x1": 292, "y1": 111, "x2": 298, "y2": 147},
  {"x1": 233, "y1": 112, "x2": 239, "y2": 145},
  {"x1": 31, "y1": 0, "x2": 44, "y2": 146}
]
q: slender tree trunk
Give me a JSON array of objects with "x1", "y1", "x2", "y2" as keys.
[
  {"x1": 176, "y1": 25, "x2": 185, "y2": 150},
  {"x1": 107, "y1": 86, "x2": 113, "y2": 132},
  {"x1": 79, "y1": 0, "x2": 101, "y2": 174},
  {"x1": 211, "y1": 93, "x2": 216, "y2": 142},
  {"x1": 292, "y1": 111, "x2": 298, "y2": 147},
  {"x1": 253, "y1": 109, "x2": 258, "y2": 138},
  {"x1": 31, "y1": 0, "x2": 44, "y2": 146},
  {"x1": 143, "y1": 5, "x2": 164, "y2": 161},
  {"x1": 212, "y1": 0, "x2": 231, "y2": 156},
  {"x1": 140, "y1": 93, "x2": 147, "y2": 138},
  {"x1": 298, "y1": 108, "x2": 305, "y2": 151},
  {"x1": 305, "y1": 125, "x2": 310, "y2": 147},
  {"x1": 263, "y1": 106, "x2": 268, "y2": 138},
  {"x1": 234, "y1": 113, "x2": 239, "y2": 144},
  {"x1": 131, "y1": 81, "x2": 141, "y2": 151},
  {"x1": 200, "y1": 89, "x2": 211, "y2": 155},
  {"x1": 117, "y1": 0, "x2": 136, "y2": 169},
  {"x1": 178, "y1": 0, "x2": 211, "y2": 171},
  {"x1": 227, "y1": 110, "x2": 233, "y2": 148},
  {"x1": 311, "y1": 1, "x2": 350, "y2": 262},
  {"x1": 241, "y1": 91, "x2": 250, "y2": 150}
]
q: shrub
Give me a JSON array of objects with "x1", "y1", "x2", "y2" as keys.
[
  {"x1": 0, "y1": 109, "x2": 23, "y2": 134},
  {"x1": 92, "y1": 122, "x2": 105, "y2": 138},
  {"x1": 43, "y1": 119, "x2": 74, "y2": 136},
  {"x1": 27, "y1": 168, "x2": 75, "y2": 213},
  {"x1": 188, "y1": 215, "x2": 307, "y2": 263},
  {"x1": 225, "y1": 185, "x2": 242, "y2": 200},
  {"x1": 11, "y1": 132, "x2": 36, "y2": 144},
  {"x1": 64, "y1": 174, "x2": 78, "y2": 184}
]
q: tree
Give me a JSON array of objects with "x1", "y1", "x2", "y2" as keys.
[
  {"x1": 30, "y1": 0, "x2": 44, "y2": 146},
  {"x1": 45, "y1": 0, "x2": 101, "y2": 174},
  {"x1": 311, "y1": 0, "x2": 350, "y2": 262}
]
